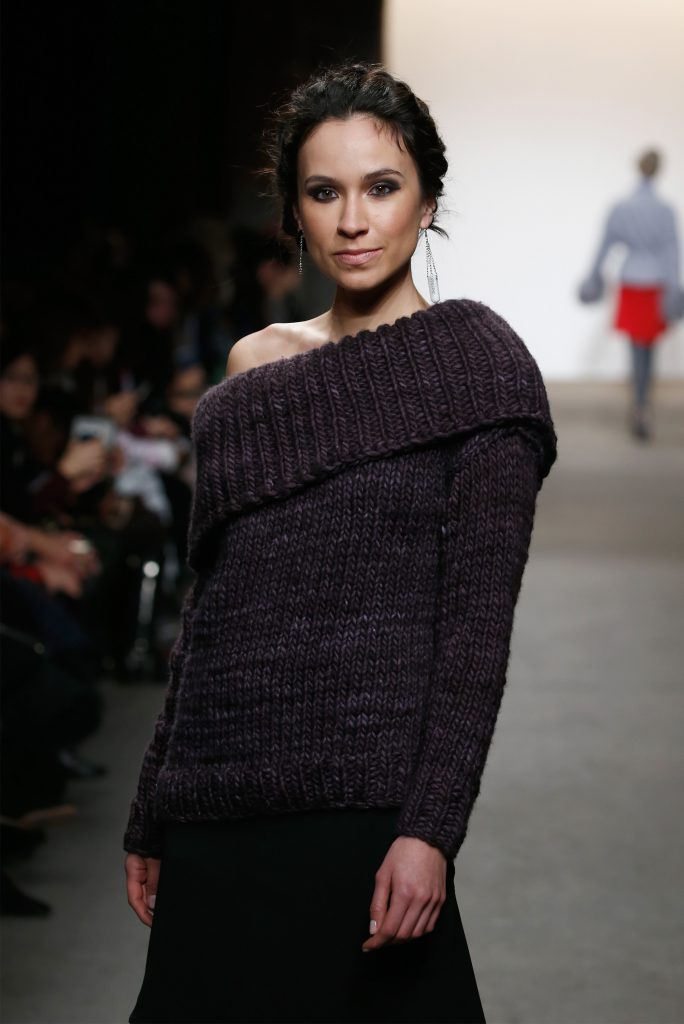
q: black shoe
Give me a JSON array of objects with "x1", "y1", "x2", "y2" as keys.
[
  {"x1": 630, "y1": 407, "x2": 651, "y2": 442},
  {"x1": 57, "y1": 748, "x2": 108, "y2": 779},
  {"x1": 0, "y1": 870, "x2": 52, "y2": 917}
]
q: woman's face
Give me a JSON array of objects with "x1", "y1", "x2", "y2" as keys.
[
  {"x1": 0, "y1": 354, "x2": 39, "y2": 421},
  {"x1": 167, "y1": 364, "x2": 206, "y2": 421},
  {"x1": 295, "y1": 114, "x2": 434, "y2": 293},
  {"x1": 146, "y1": 280, "x2": 179, "y2": 330}
]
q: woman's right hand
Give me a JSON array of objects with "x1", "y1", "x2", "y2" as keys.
[{"x1": 125, "y1": 853, "x2": 160, "y2": 927}]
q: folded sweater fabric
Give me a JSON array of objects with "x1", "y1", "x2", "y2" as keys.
[{"x1": 124, "y1": 298, "x2": 558, "y2": 861}]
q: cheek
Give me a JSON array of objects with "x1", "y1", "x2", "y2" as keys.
[
  {"x1": 0, "y1": 383, "x2": 17, "y2": 404},
  {"x1": 374, "y1": 198, "x2": 422, "y2": 242},
  {"x1": 301, "y1": 204, "x2": 333, "y2": 242},
  {"x1": 0, "y1": 387, "x2": 32, "y2": 416}
]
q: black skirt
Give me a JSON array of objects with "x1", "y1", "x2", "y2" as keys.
[{"x1": 129, "y1": 806, "x2": 486, "y2": 1024}]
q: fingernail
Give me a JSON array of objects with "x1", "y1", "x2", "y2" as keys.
[
  {"x1": 369, "y1": 919, "x2": 377, "y2": 935},
  {"x1": 148, "y1": 895, "x2": 156, "y2": 909}
]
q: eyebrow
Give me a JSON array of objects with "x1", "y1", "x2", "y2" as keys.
[{"x1": 304, "y1": 168, "x2": 405, "y2": 186}]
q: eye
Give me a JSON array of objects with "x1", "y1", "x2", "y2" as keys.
[
  {"x1": 370, "y1": 181, "x2": 399, "y2": 197},
  {"x1": 309, "y1": 187, "x2": 338, "y2": 202}
]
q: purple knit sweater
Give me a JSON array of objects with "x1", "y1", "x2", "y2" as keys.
[{"x1": 123, "y1": 298, "x2": 557, "y2": 861}]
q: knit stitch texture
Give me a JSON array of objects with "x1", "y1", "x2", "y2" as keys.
[{"x1": 124, "y1": 299, "x2": 557, "y2": 861}]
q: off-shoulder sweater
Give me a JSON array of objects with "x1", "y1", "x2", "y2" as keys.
[{"x1": 123, "y1": 298, "x2": 558, "y2": 861}]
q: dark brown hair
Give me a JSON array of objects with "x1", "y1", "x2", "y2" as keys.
[
  {"x1": 637, "y1": 148, "x2": 661, "y2": 178},
  {"x1": 262, "y1": 61, "x2": 449, "y2": 240}
]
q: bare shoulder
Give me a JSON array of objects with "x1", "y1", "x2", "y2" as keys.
[
  {"x1": 225, "y1": 318, "x2": 330, "y2": 378},
  {"x1": 225, "y1": 329, "x2": 277, "y2": 379}
]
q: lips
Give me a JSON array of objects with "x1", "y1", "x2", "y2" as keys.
[{"x1": 334, "y1": 249, "x2": 381, "y2": 267}]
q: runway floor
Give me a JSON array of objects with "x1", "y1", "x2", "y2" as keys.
[{"x1": 2, "y1": 380, "x2": 683, "y2": 1024}]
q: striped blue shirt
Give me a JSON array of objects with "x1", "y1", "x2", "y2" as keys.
[{"x1": 580, "y1": 177, "x2": 683, "y2": 319}]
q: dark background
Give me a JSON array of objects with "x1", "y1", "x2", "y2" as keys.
[{"x1": 2, "y1": 1, "x2": 383, "y2": 278}]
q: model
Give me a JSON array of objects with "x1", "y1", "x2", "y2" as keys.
[
  {"x1": 579, "y1": 148, "x2": 683, "y2": 441},
  {"x1": 124, "y1": 61, "x2": 558, "y2": 1024}
]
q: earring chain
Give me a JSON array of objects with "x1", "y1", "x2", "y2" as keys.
[{"x1": 423, "y1": 228, "x2": 440, "y2": 304}]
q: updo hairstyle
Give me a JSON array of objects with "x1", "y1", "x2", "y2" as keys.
[{"x1": 262, "y1": 62, "x2": 449, "y2": 242}]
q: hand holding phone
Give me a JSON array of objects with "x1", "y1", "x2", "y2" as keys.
[{"x1": 59, "y1": 433, "x2": 110, "y2": 490}]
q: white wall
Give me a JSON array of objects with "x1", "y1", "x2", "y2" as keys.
[{"x1": 384, "y1": 0, "x2": 684, "y2": 379}]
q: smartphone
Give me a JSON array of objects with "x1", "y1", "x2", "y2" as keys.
[{"x1": 70, "y1": 415, "x2": 118, "y2": 451}]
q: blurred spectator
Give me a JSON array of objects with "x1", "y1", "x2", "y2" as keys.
[
  {"x1": 117, "y1": 272, "x2": 180, "y2": 414},
  {"x1": 224, "y1": 227, "x2": 303, "y2": 350},
  {"x1": 0, "y1": 210, "x2": 308, "y2": 914},
  {"x1": 1, "y1": 337, "x2": 109, "y2": 523},
  {"x1": 0, "y1": 511, "x2": 106, "y2": 915},
  {"x1": 1, "y1": 326, "x2": 168, "y2": 677}
]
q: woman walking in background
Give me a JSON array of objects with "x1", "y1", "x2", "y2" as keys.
[
  {"x1": 579, "y1": 149, "x2": 684, "y2": 441},
  {"x1": 124, "y1": 61, "x2": 557, "y2": 1023}
]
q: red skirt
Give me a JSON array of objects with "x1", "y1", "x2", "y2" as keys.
[{"x1": 614, "y1": 285, "x2": 667, "y2": 345}]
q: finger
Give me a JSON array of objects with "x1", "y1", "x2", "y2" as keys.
[
  {"x1": 126, "y1": 874, "x2": 153, "y2": 927},
  {"x1": 410, "y1": 897, "x2": 439, "y2": 939},
  {"x1": 362, "y1": 886, "x2": 412, "y2": 951},
  {"x1": 368, "y1": 873, "x2": 391, "y2": 934},
  {"x1": 144, "y1": 859, "x2": 161, "y2": 909},
  {"x1": 388, "y1": 892, "x2": 427, "y2": 944},
  {"x1": 426, "y1": 897, "x2": 445, "y2": 933},
  {"x1": 143, "y1": 882, "x2": 156, "y2": 912},
  {"x1": 147, "y1": 858, "x2": 161, "y2": 886}
]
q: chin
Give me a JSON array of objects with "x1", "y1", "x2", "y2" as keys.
[
  {"x1": 337, "y1": 275, "x2": 381, "y2": 292},
  {"x1": 330, "y1": 265, "x2": 401, "y2": 294}
]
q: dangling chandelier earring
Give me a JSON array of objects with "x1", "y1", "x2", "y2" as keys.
[
  {"x1": 422, "y1": 228, "x2": 440, "y2": 304},
  {"x1": 298, "y1": 230, "x2": 304, "y2": 275}
]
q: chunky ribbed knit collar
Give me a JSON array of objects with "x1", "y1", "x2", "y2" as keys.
[{"x1": 187, "y1": 298, "x2": 557, "y2": 570}]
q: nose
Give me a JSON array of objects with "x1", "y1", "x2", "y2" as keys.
[{"x1": 337, "y1": 196, "x2": 369, "y2": 239}]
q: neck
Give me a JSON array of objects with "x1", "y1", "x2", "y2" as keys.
[{"x1": 326, "y1": 262, "x2": 430, "y2": 342}]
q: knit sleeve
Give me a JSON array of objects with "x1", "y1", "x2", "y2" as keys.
[
  {"x1": 122, "y1": 574, "x2": 202, "y2": 858},
  {"x1": 393, "y1": 425, "x2": 542, "y2": 861}
]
